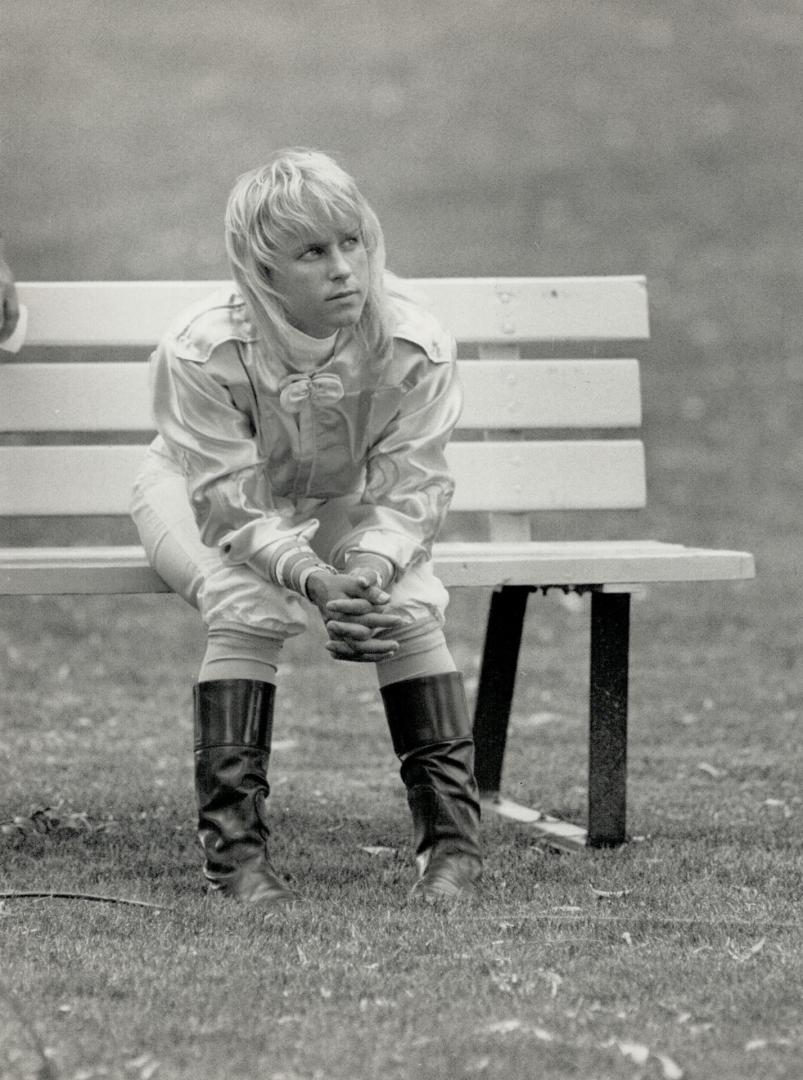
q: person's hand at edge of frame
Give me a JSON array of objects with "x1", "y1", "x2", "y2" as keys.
[{"x1": 0, "y1": 236, "x2": 20, "y2": 345}]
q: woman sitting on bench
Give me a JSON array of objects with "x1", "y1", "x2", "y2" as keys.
[{"x1": 131, "y1": 148, "x2": 482, "y2": 908}]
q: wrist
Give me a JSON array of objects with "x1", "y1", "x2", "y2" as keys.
[
  {"x1": 303, "y1": 566, "x2": 335, "y2": 603},
  {"x1": 246, "y1": 537, "x2": 334, "y2": 599}
]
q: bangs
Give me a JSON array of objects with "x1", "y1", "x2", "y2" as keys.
[
  {"x1": 266, "y1": 194, "x2": 364, "y2": 255},
  {"x1": 249, "y1": 151, "x2": 371, "y2": 258}
]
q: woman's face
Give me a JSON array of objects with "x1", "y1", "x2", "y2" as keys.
[{"x1": 269, "y1": 218, "x2": 369, "y2": 338}]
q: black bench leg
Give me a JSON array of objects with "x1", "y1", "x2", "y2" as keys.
[
  {"x1": 588, "y1": 590, "x2": 630, "y2": 847},
  {"x1": 472, "y1": 585, "x2": 532, "y2": 795}
]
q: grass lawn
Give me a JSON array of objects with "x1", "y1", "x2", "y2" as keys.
[
  {"x1": 2, "y1": 1, "x2": 802, "y2": 1078},
  {"x1": 1, "y1": 585, "x2": 801, "y2": 1080}
]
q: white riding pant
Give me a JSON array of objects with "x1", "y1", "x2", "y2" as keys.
[{"x1": 130, "y1": 446, "x2": 455, "y2": 685}]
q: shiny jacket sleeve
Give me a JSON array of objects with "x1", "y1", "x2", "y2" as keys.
[
  {"x1": 150, "y1": 334, "x2": 320, "y2": 575},
  {"x1": 332, "y1": 338, "x2": 462, "y2": 575}
]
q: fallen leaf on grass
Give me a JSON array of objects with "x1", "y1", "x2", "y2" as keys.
[
  {"x1": 531, "y1": 1027, "x2": 555, "y2": 1042},
  {"x1": 484, "y1": 1019, "x2": 554, "y2": 1041},
  {"x1": 745, "y1": 1037, "x2": 793, "y2": 1051},
  {"x1": 359, "y1": 846, "x2": 397, "y2": 856},
  {"x1": 654, "y1": 1053, "x2": 684, "y2": 1079},
  {"x1": 0, "y1": 805, "x2": 116, "y2": 847},
  {"x1": 125, "y1": 1054, "x2": 160, "y2": 1080},
  {"x1": 465, "y1": 1057, "x2": 491, "y2": 1073},
  {"x1": 616, "y1": 1041, "x2": 650, "y2": 1065},
  {"x1": 610, "y1": 1042, "x2": 683, "y2": 1079},
  {"x1": 728, "y1": 937, "x2": 766, "y2": 963},
  {"x1": 540, "y1": 969, "x2": 563, "y2": 998},
  {"x1": 486, "y1": 1019, "x2": 523, "y2": 1034},
  {"x1": 697, "y1": 762, "x2": 727, "y2": 779},
  {"x1": 590, "y1": 886, "x2": 632, "y2": 899}
]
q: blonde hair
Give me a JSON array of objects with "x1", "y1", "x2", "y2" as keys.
[{"x1": 225, "y1": 148, "x2": 394, "y2": 371}]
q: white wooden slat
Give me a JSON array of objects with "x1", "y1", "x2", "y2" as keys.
[
  {"x1": 448, "y1": 440, "x2": 646, "y2": 511},
  {"x1": 17, "y1": 282, "x2": 223, "y2": 348},
  {"x1": 418, "y1": 277, "x2": 650, "y2": 341},
  {"x1": 0, "y1": 446, "x2": 146, "y2": 515},
  {"x1": 0, "y1": 441, "x2": 647, "y2": 516},
  {"x1": 16, "y1": 276, "x2": 649, "y2": 346},
  {"x1": 0, "y1": 539, "x2": 756, "y2": 596},
  {"x1": 487, "y1": 513, "x2": 533, "y2": 543},
  {"x1": 458, "y1": 359, "x2": 641, "y2": 428},
  {"x1": 0, "y1": 362, "x2": 154, "y2": 432},
  {"x1": 0, "y1": 359, "x2": 642, "y2": 432}
]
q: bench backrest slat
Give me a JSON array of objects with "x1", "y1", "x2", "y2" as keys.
[
  {"x1": 0, "y1": 441, "x2": 647, "y2": 516},
  {"x1": 16, "y1": 277, "x2": 649, "y2": 345},
  {"x1": 4, "y1": 278, "x2": 650, "y2": 535},
  {"x1": 0, "y1": 359, "x2": 642, "y2": 433}
]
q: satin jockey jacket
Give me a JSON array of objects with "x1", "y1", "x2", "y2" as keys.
[{"x1": 147, "y1": 281, "x2": 463, "y2": 590}]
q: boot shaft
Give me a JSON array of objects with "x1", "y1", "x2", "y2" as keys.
[
  {"x1": 380, "y1": 672, "x2": 482, "y2": 873},
  {"x1": 194, "y1": 678, "x2": 275, "y2": 752},
  {"x1": 192, "y1": 679, "x2": 293, "y2": 901},
  {"x1": 380, "y1": 671, "x2": 472, "y2": 758}
]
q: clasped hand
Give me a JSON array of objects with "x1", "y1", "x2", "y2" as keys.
[{"x1": 306, "y1": 569, "x2": 404, "y2": 662}]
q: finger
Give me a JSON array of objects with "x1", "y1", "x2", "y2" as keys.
[
  {"x1": 325, "y1": 638, "x2": 399, "y2": 661},
  {"x1": 363, "y1": 584, "x2": 391, "y2": 605},
  {"x1": 325, "y1": 597, "x2": 378, "y2": 616},
  {"x1": 327, "y1": 611, "x2": 405, "y2": 629},
  {"x1": 351, "y1": 573, "x2": 391, "y2": 603},
  {"x1": 355, "y1": 612, "x2": 405, "y2": 629},
  {"x1": 326, "y1": 620, "x2": 373, "y2": 642},
  {"x1": 0, "y1": 298, "x2": 19, "y2": 343}
]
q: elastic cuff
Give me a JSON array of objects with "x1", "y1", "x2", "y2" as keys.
[{"x1": 249, "y1": 538, "x2": 334, "y2": 597}]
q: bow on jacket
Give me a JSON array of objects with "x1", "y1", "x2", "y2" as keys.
[{"x1": 278, "y1": 372, "x2": 345, "y2": 413}]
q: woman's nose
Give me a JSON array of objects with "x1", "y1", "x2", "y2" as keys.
[{"x1": 328, "y1": 248, "x2": 351, "y2": 278}]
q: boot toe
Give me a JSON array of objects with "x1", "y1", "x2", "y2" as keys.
[
  {"x1": 410, "y1": 852, "x2": 482, "y2": 902},
  {"x1": 207, "y1": 860, "x2": 300, "y2": 906}
]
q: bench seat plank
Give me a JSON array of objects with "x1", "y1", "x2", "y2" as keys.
[
  {"x1": 0, "y1": 540, "x2": 756, "y2": 595},
  {"x1": 434, "y1": 540, "x2": 756, "y2": 585}
]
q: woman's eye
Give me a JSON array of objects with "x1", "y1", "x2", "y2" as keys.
[
  {"x1": 342, "y1": 236, "x2": 360, "y2": 249},
  {"x1": 300, "y1": 246, "x2": 324, "y2": 259}
]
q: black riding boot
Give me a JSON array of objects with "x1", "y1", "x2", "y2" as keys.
[
  {"x1": 381, "y1": 672, "x2": 482, "y2": 900},
  {"x1": 194, "y1": 679, "x2": 297, "y2": 905}
]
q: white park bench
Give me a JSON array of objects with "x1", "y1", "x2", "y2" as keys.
[{"x1": 0, "y1": 278, "x2": 755, "y2": 850}]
